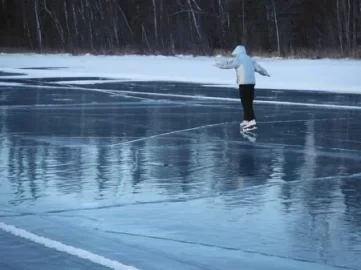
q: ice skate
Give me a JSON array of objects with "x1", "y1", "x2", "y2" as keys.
[
  {"x1": 242, "y1": 120, "x2": 257, "y2": 132},
  {"x1": 240, "y1": 120, "x2": 249, "y2": 129}
]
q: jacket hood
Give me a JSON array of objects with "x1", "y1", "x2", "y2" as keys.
[{"x1": 231, "y1": 45, "x2": 247, "y2": 56}]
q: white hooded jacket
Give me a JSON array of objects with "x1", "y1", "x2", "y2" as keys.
[{"x1": 216, "y1": 45, "x2": 270, "y2": 85}]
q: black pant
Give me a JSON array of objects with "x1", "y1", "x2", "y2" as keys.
[{"x1": 239, "y1": 84, "x2": 255, "y2": 121}]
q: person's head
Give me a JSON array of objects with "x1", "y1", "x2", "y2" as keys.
[{"x1": 231, "y1": 45, "x2": 247, "y2": 56}]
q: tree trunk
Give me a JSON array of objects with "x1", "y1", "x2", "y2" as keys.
[
  {"x1": 117, "y1": 4, "x2": 133, "y2": 37},
  {"x1": 44, "y1": 0, "x2": 65, "y2": 49},
  {"x1": 64, "y1": 0, "x2": 71, "y2": 47},
  {"x1": 34, "y1": 0, "x2": 42, "y2": 52},
  {"x1": 142, "y1": 25, "x2": 151, "y2": 52},
  {"x1": 337, "y1": 0, "x2": 344, "y2": 54},
  {"x1": 345, "y1": 0, "x2": 351, "y2": 51},
  {"x1": 113, "y1": 16, "x2": 119, "y2": 48},
  {"x1": 152, "y1": 0, "x2": 158, "y2": 47},
  {"x1": 187, "y1": 0, "x2": 205, "y2": 53},
  {"x1": 271, "y1": 0, "x2": 281, "y2": 56},
  {"x1": 242, "y1": 0, "x2": 246, "y2": 44},
  {"x1": 353, "y1": 0, "x2": 357, "y2": 54}
]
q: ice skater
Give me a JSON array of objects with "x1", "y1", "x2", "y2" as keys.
[{"x1": 215, "y1": 45, "x2": 270, "y2": 132}]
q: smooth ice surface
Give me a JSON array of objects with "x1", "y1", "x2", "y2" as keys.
[
  {"x1": 1, "y1": 74, "x2": 361, "y2": 270},
  {"x1": 1, "y1": 53, "x2": 361, "y2": 92}
]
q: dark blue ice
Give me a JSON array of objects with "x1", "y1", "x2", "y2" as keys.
[{"x1": 1, "y1": 75, "x2": 361, "y2": 270}]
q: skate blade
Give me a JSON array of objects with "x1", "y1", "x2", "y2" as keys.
[{"x1": 240, "y1": 132, "x2": 257, "y2": 143}]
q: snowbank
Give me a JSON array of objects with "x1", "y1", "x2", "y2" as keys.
[{"x1": 1, "y1": 53, "x2": 361, "y2": 93}]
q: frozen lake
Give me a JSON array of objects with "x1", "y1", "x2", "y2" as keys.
[{"x1": 1, "y1": 73, "x2": 361, "y2": 270}]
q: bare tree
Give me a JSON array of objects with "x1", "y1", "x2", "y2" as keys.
[
  {"x1": 152, "y1": 0, "x2": 158, "y2": 47},
  {"x1": 271, "y1": 0, "x2": 281, "y2": 56},
  {"x1": 336, "y1": 0, "x2": 344, "y2": 53},
  {"x1": 0, "y1": 0, "x2": 360, "y2": 57},
  {"x1": 34, "y1": 0, "x2": 42, "y2": 52}
]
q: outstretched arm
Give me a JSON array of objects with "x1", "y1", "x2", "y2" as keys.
[
  {"x1": 254, "y1": 61, "x2": 270, "y2": 77},
  {"x1": 215, "y1": 59, "x2": 239, "y2": 69}
]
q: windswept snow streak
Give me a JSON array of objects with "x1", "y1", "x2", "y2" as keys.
[{"x1": 0, "y1": 222, "x2": 140, "y2": 270}]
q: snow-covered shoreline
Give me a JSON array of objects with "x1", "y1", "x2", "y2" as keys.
[{"x1": 1, "y1": 53, "x2": 361, "y2": 93}]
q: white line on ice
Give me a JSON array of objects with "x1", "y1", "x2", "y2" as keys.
[
  {"x1": 0, "y1": 222, "x2": 139, "y2": 270},
  {"x1": 110, "y1": 122, "x2": 227, "y2": 146},
  {"x1": 48, "y1": 84, "x2": 361, "y2": 110},
  {"x1": 55, "y1": 80, "x2": 126, "y2": 85},
  {"x1": 9, "y1": 83, "x2": 361, "y2": 110},
  {"x1": 107, "y1": 90, "x2": 361, "y2": 110}
]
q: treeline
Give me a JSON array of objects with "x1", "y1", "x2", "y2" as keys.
[{"x1": 0, "y1": 0, "x2": 360, "y2": 57}]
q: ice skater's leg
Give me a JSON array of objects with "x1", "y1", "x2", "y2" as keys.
[
  {"x1": 239, "y1": 85, "x2": 247, "y2": 121},
  {"x1": 249, "y1": 84, "x2": 255, "y2": 121},
  {"x1": 242, "y1": 85, "x2": 253, "y2": 121},
  {"x1": 241, "y1": 85, "x2": 257, "y2": 131}
]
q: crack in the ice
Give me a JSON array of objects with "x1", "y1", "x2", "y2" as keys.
[
  {"x1": 1, "y1": 171, "x2": 360, "y2": 218},
  {"x1": 225, "y1": 139, "x2": 361, "y2": 160},
  {"x1": 100, "y1": 229, "x2": 357, "y2": 270},
  {"x1": 0, "y1": 195, "x2": 214, "y2": 217},
  {"x1": 109, "y1": 122, "x2": 228, "y2": 147}
]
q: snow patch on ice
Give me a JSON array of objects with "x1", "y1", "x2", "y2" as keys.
[{"x1": 0, "y1": 82, "x2": 23, "y2": 87}]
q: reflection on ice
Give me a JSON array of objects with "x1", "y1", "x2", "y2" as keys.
[{"x1": 1, "y1": 81, "x2": 361, "y2": 270}]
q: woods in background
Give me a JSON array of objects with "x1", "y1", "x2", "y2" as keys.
[{"x1": 0, "y1": 0, "x2": 360, "y2": 57}]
